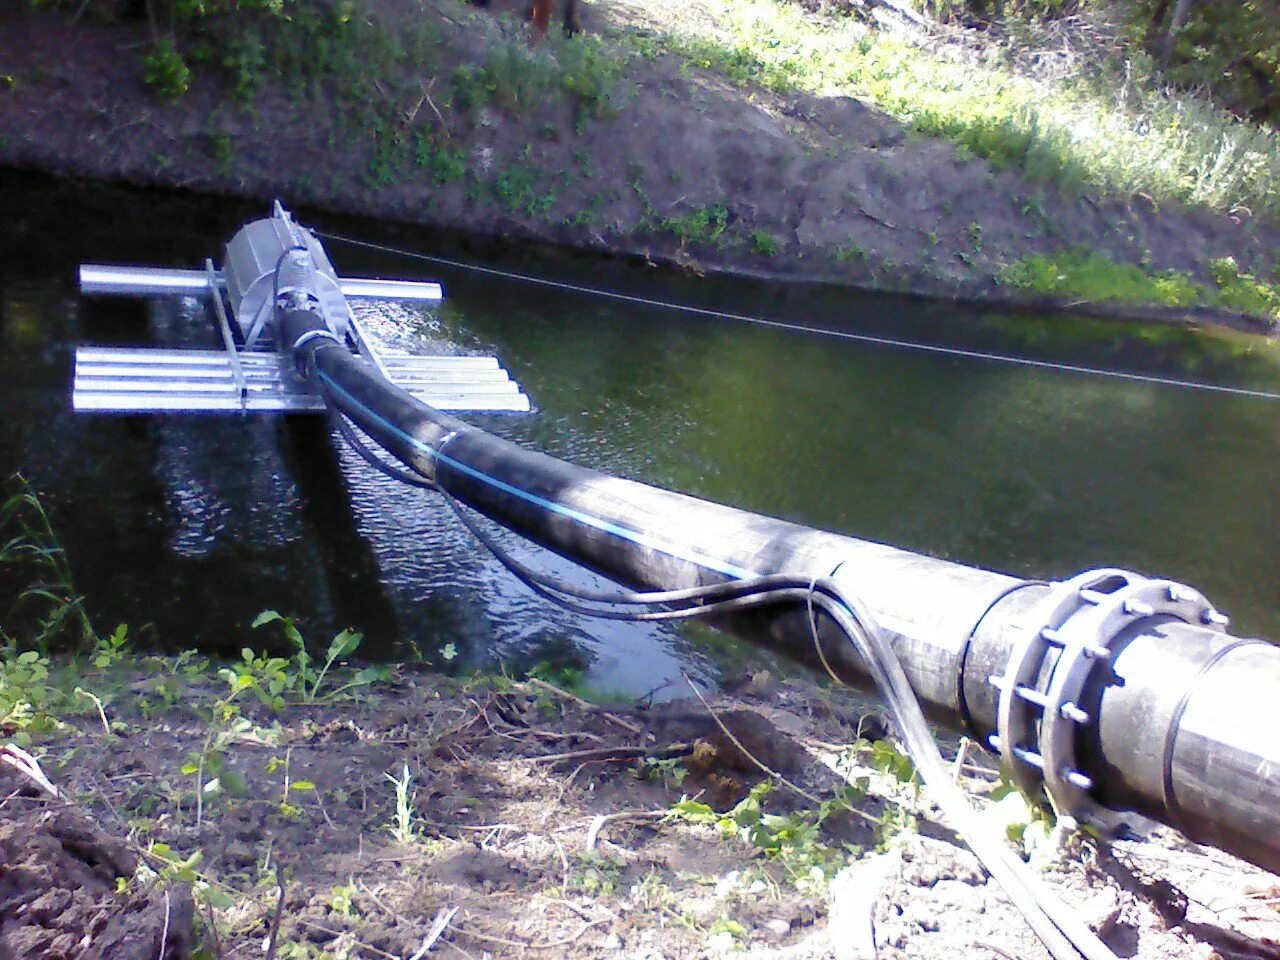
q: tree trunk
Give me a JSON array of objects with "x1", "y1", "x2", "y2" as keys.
[
  {"x1": 1159, "y1": 0, "x2": 1195, "y2": 67},
  {"x1": 1149, "y1": 0, "x2": 1170, "y2": 34}
]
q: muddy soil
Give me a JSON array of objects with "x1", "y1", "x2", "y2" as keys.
[
  {"x1": 0, "y1": 0, "x2": 1277, "y2": 331},
  {"x1": 3, "y1": 662, "x2": 1278, "y2": 959}
]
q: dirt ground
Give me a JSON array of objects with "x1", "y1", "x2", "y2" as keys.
[
  {"x1": 3, "y1": 662, "x2": 1278, "y2": 960},
  {"x1": 0, "y1": 0, "x2": 1277, "y2": 331}
]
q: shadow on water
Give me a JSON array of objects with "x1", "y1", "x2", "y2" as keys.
[{"x1": 1, "y1": 169, "x2": 1277, "y2": 695}]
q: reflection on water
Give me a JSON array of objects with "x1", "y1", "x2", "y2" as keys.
[{"x1": 1, "y1": 170, "x2": 1277, "y2": 697}]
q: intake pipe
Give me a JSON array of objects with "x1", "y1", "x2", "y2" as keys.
[{"x1": 279, "y1": 305, "x2": 1280, "y2": 874}]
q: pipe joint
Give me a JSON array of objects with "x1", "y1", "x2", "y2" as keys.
[{"x1": 987, "y1": 568, "x2": 1226, "y2": 831}]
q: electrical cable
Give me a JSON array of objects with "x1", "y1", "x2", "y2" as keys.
[
  {"x1": 325, "y1": 405, "x2": 1116, "y2": 960},
  {"x1": 314, "y1": 228, "x2": 1280, "y2": 403}
]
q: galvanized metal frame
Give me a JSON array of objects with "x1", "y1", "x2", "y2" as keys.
[{"x1": 74, "y1": 204, "x2": 527, "y2": 415}]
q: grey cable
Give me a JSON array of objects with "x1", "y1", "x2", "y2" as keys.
[
  {"x1": 315, "y1": 228, "x2": 1280, "y2": 403},
  {"x1": 327, "y1": 407, "x2": 1116, "y2": 960}
]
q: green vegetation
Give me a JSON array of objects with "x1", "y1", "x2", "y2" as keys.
[
  {"x1": 636, "y1": 0, "x2": 1280, "y2": 213},
  {"x1": 413, "y1": 135, "x2": 467, "y2": 185},
  {"x1": 1, "y1": 476, "x2": 93, "y2": 650},
  {"x1": 33, "y1": 0, "x2": 627, "y2": 193},
  {"x1": 142, "y1": 41, "x2": 191, "y2": 100},
  {"x1": 384, "y1": 763, "x2": 419, "y2": 844},
  {"x1": 223, "y1": 610, "x2": 388, "y2": 710},
  {"x1": 666, "y1": 736, "x2": 920, "y2": 892},
  {"x1": 0, "y1": 650, "x2": 64, "y2": 742},
  {"x1": 998, "y1": 248, "x2": 1280, "y2": 318},
  {"x1": 750, "y1": 229, "x2": 778, "y2": 255},
  {"x1": 668, "y1": 782, "x2": 858, "y2": 892},
  {"x1": 661, "y1": 202, "x2": 729, "y2": 247}
]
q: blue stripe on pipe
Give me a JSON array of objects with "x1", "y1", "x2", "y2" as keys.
[{"x1": 317, "y1": 369, "x2": 762, "y2": 581}]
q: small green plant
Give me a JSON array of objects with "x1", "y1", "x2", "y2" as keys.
[
  {"x1": 91, "y1": 624, "x2": 129, "y2": 670},
  {"x1": 523, "y1": 660, "x2": 608, "y2": 705},
  {"x1": 1, "y1": 476, "x2": 94, "y2": 650},
  {"x1": 248, "y1": 611, "x2": 387, "y2": 706},
  {"x1": 868, "y1": 738, "x2": 917, "y2": 786},
  {"x1": 206, "y1": 131, "x2": 235, "y2": 172},
  {"x1": 965, "y1": 220, "x2": 984, "y2": 252},
  {"x1": 451, "y1": 63, "x2": 497, "y2": 112},
  {"x1": 413, "y1": 135, "x2": 466, "y2": 185},
  {"x1": 0, "y1": 650, "x2": 64, "y2": 742},
  {"x1": 750, "y1": 230, "x2": 778, "y2": 255},
  {"x1": 661, "y1": 203, "x2": 729, "y2": 247},
  {"x1": 984, "y1": 776, "x2": 1058, "y2": 867},
  {"x1": 834, "y1": 243, "x2": 867, "y2": 265},
  {"x1": 569, "y1": 851, "x2": 623, "y2": 895},
  {"x1": 706, "y1": 917, "x2": 746, "y2": 952},
  {"x1": 638, "y1": 756, "x2": 688, "y2": 789},
  {"x1": 667, "y1": 781, "x2": 863, "y2": 891},
  {"x1": 143, "y1": 42, "x2": 191, "y2": 101},
  {"x1": 328, "y1": 884, "x2": 358, "y2": 917},
  {"x1": 145, "y1": 842, "x2": 205, "y2": 885},
  {"x1": 385, "y1": 763, "x2": 417, "y2": 844},
  {"x1": 182, "y1": 717, "x2": 252, "y2": 824},
  {"x1": 221, "y1": 31, "x2": 266, "y2": 102}
]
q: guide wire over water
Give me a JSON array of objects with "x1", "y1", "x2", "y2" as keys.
[{"x1": 316, "y1": 228, "x2": 1280, "y2": 403}]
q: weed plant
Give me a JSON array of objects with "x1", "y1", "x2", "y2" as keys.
[
  {"x1": 222, "y1": 610, "x2": 387, "y2": 710},
  {"x1": 999, "y1": 248, "x2": 1280, "y2": 318},
  {"x1": 0, "y1": 475, "x2": 93, "y2": 650}
]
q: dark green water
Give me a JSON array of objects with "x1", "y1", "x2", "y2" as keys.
[{"x1": 2, "y1": 170, "x2": 1277, "y2": 694}]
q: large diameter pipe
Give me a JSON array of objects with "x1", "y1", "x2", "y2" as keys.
[{"x1": 280, "y1": 309, "x2": 1280, "y2": 873}]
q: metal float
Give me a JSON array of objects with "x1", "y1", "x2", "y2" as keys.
[
  {"x1": 73, "y1": 202, "x2": 529, "y2": 414},
  {"x1": 73, "y1": 205, "x2": 1280, "y2": 885}
]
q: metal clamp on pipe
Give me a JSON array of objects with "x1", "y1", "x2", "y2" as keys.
[{"x1": 988, "y1": 568, "x2": 1228, "y2": 830}]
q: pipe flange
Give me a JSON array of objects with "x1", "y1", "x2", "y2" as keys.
[
  {"x1": 990, "y1": 568, "x2": 1138, "y2": 797},
  {"x1": 1040, "y1": 578, "x2": 1225, "y2": 830}
]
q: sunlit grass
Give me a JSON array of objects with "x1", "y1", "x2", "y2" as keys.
[
  {"x1": 636, "y1": 0, "x2": 1280, "y2": 214},
  {"x1": 998, "y1": 249, "x2": 1280, "y2": 319}
]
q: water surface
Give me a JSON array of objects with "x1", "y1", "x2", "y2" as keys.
[{"x1": 2, "y1": 171, "x2": 1277, "y2": 695}]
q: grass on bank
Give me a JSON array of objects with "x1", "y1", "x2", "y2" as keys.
[
  {"x1": 998, "y1": 249, "x2": 1280, "y2": 319},
  {"x1": 628, "y1": 0, "x2": 1279, "y2": 215}
]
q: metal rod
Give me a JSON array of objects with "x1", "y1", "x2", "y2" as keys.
[
  {"x1": 80, "y1": 265, "x2": 441, "y2": 303},
  {"x1": 339, "y1": 278, "x2": 443, "y2": 302},
  {"x1": 208, "y1": 258, "x2": 248, "y2": 409},
  {"x1": 80, "y1": 265, "x2": 212, "y2": 297}
]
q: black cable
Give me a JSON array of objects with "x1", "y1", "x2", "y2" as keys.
[{"x1": 324, "y1": 404, "x2": 1115, "y2": 960}]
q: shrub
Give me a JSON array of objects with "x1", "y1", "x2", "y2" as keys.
[{"x1": 143, "y1": 42, "x2": 191, "y2": 101}]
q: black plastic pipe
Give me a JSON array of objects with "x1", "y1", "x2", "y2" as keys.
[{"x1": 280, "y1": 308, "x2": 1280, "y2": 874}]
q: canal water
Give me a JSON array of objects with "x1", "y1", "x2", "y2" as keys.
[{"x1": 2, "y1": 170, "x2": 1277, "y2": 695}]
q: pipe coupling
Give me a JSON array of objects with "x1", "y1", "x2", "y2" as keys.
[{"x1": 987, "y1": 568, "x2": 1228, "y2": 830}]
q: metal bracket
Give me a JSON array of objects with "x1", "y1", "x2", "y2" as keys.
[
  {"x1": 206, "y1": 258, "x2": 248, "y2": 410},
  {"x1": 989, "y1": 567, "x2": 1228, "y2": 830}
]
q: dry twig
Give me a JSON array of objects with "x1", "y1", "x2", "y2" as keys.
[
  {"x1": 264, "y1": 865, "x2": 286, "y2": 960},
  {"x1": 157, "y1": 889, "x2": 171, "y2": 960},
  {"x1": 521, "y1": 678, "x2": 643, "y2": 734},
  {"x1": 452, "y1": 918, "x2": 606, "y2": 950},
  {"x1": 409, "y1": 906, "x2": 459, "y2": 959},
  {"x1": 583, "y1": 810, "x2": 665, "y2": 853},
  {"x1": 530, "y1": 744, "x2": 687, "y2": 766},
  {"x1": 204, "y1": 897, "x2": 225, "y2": 960}
]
